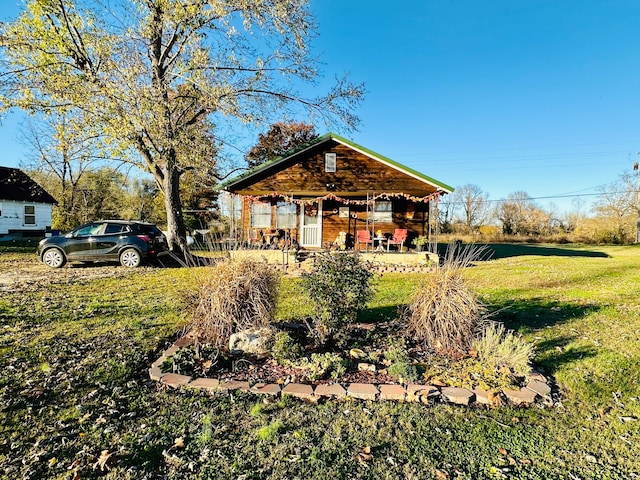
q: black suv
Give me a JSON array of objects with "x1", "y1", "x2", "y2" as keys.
[{"x1": 37, "y1": 220, "x2": 168, "y2": 268}]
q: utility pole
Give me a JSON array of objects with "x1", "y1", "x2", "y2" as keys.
[{"x1": 635, "y1": 160, "x2": 640, "y2": 243}]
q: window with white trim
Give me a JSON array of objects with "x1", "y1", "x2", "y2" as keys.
[
  {"x1": 371, "y1": 201, "x2": 392, "y2": 222},
  {"x1": 325, "y1": 153, "x2": 336, "y2": 172},
  {"x1": 250, "y1": 202, "x2": 272, "y2": 228},
  {"x1": 24, "y1": 205, "x2": 35, "y2": 225},
  {"x1": 276, "y1": 202, "x2": 297, "y2": 228}
]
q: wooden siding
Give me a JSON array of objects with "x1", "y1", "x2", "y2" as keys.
[
  {"x1": 231, "y1": 141, "x2": 439, "y2": 197},
  {"x1": 240, "y1": 197, "x2": 432, "y2": 249}
]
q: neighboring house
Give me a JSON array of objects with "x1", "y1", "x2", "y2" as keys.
[
  {"x1": 217, "y1": 133, "x2": 454, "y2": 251},
  {"x1": 0, "y1": 166, "x2": 57, "y2": 236}
]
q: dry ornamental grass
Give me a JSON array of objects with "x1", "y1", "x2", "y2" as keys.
[
  {"x1": 403, "y1": 243, "x2": 488, "y2": 356},
  {"x1": 185, "y1": 258, "x2": 280, "y2": 349}
]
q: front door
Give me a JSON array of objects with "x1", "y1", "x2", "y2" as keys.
[{"x1": 300, "y1": 200, "x2": 322, "y2": 248}]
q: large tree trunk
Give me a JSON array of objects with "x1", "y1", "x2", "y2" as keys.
[{"x1": 162, "y1": 160, "x2": 189, "y2": 257}]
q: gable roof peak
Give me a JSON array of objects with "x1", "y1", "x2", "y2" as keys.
[
  {"x1": 0, "y1": 166, "x2": 58, "y2": 204},
  {"x1": 216, "y1": 133, "x2": 454, "y2": 193}
]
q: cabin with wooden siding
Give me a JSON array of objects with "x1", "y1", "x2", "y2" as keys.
[{"x1": 217, "y1": 133, "x2": 454, "y2": 251}]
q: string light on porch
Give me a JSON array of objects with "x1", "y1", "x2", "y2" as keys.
[{"x1": 244, "y1": 191, "x2": 443, "y2": 206}]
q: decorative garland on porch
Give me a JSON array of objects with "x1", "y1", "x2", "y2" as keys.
[{"x1": 242, "y1": 191, "x2": 442, "y2": 206}]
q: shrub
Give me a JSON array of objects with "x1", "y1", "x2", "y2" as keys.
[
  {"x1": 304, "y1": 352, "x2": 347, "y2": 381},
  {"x1": 300, "y1": 252, "x2": 374, "y2": 344},
  {"x1": 472, "y1": 321, "x2": 534, "y2": 378},
  {"x1": 402, "y1": 242, "x2": 487, "y2": 357},
  {"x1": 167, "y1": 343, "x2": 224, "y2": 377},
  {"x1": 384, "y1": 341, "x2": 418, "y2": 383},
  {"x1": 270, "y1": 331, "x2": 304, "y2": 365},
  {"x1": 185, "y1": 258, "x2": 280, "y2": 349}
]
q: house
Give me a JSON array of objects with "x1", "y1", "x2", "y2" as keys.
[
  {"x1": 217, "y1": 133, "x2": 454, "y2": 251},
  {"x1": 0, "y1": 166, "x2": 57, "y2": 236}
]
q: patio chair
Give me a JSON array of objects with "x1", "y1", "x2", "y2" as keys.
[
  {"x1": 387, "y1": 228, "x2": 408, "y2": 252},
  {"x1": 248, "y1": 229, "x2": 264, "y2": 248},
  {"x1": 356, "y1": 230, "x2": 373, "y2": 252}
]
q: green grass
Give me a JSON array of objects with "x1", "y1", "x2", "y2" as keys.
[{"x1": 1, "y1": 244, "x2": 640, "y2": 478}]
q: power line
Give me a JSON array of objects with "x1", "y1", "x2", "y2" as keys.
[{"x1": 445, "y1": 190, "x2": 635, "y2": 205}]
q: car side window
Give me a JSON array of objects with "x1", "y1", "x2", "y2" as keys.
[
  {"x1": 74, "y1": 223, "x2": 104, "y2": 237},
  {"x1": 104, "y1": 223, "x2": 127, "y2": 235}
]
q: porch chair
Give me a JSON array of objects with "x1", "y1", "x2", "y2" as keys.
[
  {"x1": 387, "y1": 228, "x2": 408, "y2": 252},
  {"x1": 356, "y1": 230, "x2": 374, "y2": 252},
  {"x1": 248, "y1": 229, "x2": 264, "y2": 249}
]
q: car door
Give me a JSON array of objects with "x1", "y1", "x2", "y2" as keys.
[
  {"x1": 65, "y1": 223, "x2": 105, "y2": 260},
  {"x1": 92, "y1": 223, "x2": 129, "y2": 260}
]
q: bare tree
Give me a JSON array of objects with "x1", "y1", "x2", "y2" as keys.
[
  {"x1": 21, "y1": 112, "x2": 122, "y2": 230},
  {"x1": 592, "y1": 172, "x2": 636, "y2": 243},
  {"x1": 451, "y1": 184, "x2": 490, "y2": 232}
]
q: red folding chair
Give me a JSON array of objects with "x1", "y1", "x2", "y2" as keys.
[
  {"x1": 387, "y1": 228, "x2": 408, "y2": 252},
  {"x1": 356, "y1": 230, "x2": 373, "y2": 252}
]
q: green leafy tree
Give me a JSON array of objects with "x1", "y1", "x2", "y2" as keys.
[
  {"x1": 0, "y1": 0, "x2": 364, "y2": 255},
  {"x1": 246, "y1": 121, "x2": 318, "y2": 169}
]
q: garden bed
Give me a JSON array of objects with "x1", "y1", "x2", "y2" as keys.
[{"x1": 150, "y1": 324, "x2": 555, "y2": 408}]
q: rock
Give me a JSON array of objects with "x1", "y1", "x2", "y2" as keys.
[
  {"x1": 347, "y1": 383, "x2": 379, "y2": 400},
  {"x1": 358, "y1": 363, "x2": 377, "y2": 373},
  {"x1": 441, "y1": 387, "x2": 475, "y2": 406},
  {"x1": 229, "y1": 327, "x2": 272, "y2": 357},
  {"x1": 379, "y1": 384, "x2": 406, "y2": 401},
  {"x1": 504, "y1": 388, "x2": 538, "y2": 405},
  {"x1": 315, "y1": 383, "x2": 347, "y2": 398},
  {"x1": 526, "y1": 379, "x2": 551, "y2": 396},
  {"x1": 349, "y1": 348, "x2": 367, "y2": 359}
]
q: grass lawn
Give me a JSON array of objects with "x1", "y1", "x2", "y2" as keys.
[{"x1": 1, "y1": 244, "x2": 639, "y2": 479}]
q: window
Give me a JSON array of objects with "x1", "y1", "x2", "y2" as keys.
[
  {"x1": 104, "y1": 223, "x2": 128, "y2": 234},
  {"x1": 74, "y1": 223, "x2": 105, "y2": 237},
  {"x1": 325, "y1": 153, "x2": 336, "y2": 172},
  {"x1": 276, "y1": 202, "x2": 297, "y2": 228},
  {"x1": 371, "y1": 201, "x2": 392, "y2": 223},
  {"x1": 250, "y1": 202, "x2": 272, "y2": 228},
  {"x1": 24, "y1": 205, "x2": 35, "y2": 225}
]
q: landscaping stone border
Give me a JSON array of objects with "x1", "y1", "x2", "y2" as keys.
[{"x1": 150, "y1": 337, "x2": 553, "y2": 408}]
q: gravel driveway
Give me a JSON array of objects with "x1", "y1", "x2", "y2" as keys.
[{"x1": 0, "y1": 251, "x2": 158, "y2": 292}]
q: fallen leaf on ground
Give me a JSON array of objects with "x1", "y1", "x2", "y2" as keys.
[
  {"x1": 357, "y1": 446, "x2": 373, "y2": 463},
  {"x1": 92, "y1": 450, "x2": 113, "y2": 471},
  {"x1": 435, "y1": 469, "x2": 449, "y2": 479}
]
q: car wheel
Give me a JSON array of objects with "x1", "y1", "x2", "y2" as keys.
[
  {"x1": 42, "y1": 248, "x2": 66, "y2": 268},
  {"x1": 120, "y1": 248, "x2": 141, "y2": 268}
]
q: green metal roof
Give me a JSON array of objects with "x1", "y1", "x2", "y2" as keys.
[{"x1": 215, "y1": 132, "x2": 454, "y2": 193}]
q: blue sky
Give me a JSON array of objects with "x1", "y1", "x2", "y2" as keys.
[
  {"x1": 310, "y1": 1, "x2": 640, "y2": 212},
  {"x1": 1, "y1": 1, "x2": 639, "y2": 213}
]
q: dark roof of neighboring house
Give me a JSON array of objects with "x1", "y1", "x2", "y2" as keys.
[
  {"x1": 0, "y1": 167, "x2": 57, "y2": 204},
  {"x1": 216, "y1": 132, "x2": 454, "y2": 193}
]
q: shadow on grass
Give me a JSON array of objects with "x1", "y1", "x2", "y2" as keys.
[
  {"x1": 489, "y1": 297, "x2": 600, "y2": 332},
  {"x1": 460, "y1": 243, "x2": 610, "y2": 260},
  {"x1": 357, "y1": 305, "x2": 402, "y2": 324},
  {"x1": 534, "y1": 336, "x2": 599, "y2": 374}
]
